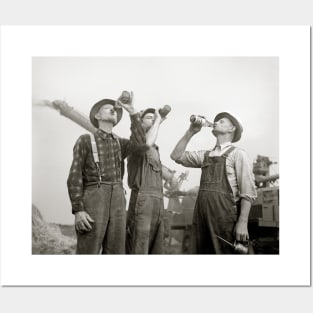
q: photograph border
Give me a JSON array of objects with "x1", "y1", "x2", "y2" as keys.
[{"x1": 0, "y1": 25, "x2": 311, "y2": 286}]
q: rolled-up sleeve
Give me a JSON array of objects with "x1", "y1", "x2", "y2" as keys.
[
  {"x1": 233, "y1": 149, "x2": 257, "y2": 203},
  {"x1": 175, "y1": 150, "x2": 206, "y2": 168}
]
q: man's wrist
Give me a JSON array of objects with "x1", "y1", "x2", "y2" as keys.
[
  {"x1": 237, "y1": 216, "x2": 248, "y2": 223},
  {"x1": 185, "y1": 129, "x2": 195, "y2": 138},
  {"x1": 154, "y1": 117, "x2": 162, "y2": 124},
  {"x1": 72, "y1": 208, "x2": 84, "y2": 215},
  {"x1": 128, "y1": 108, "x2": 137, "y2": 115}
]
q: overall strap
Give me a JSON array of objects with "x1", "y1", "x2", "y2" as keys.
[
  {"x1": 222, "y1": 146, "x2": 237, "y2": 158},
  {"x1": 90, "y1": 133, "x2": 99, "y2": 163},
  {"x1": 89, "y1": 133, "x2": 102, "y2": 185},
  {"x1": 203, "y1": 150, "x2": 212, "y2": 161}
]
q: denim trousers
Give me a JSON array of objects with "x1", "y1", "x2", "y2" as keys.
[
  {"x1": 126, "y1": 188, "x2": 164, "y2": 254},
  {"x1": 76, "y1": 182, "x2": 126, "y2": 254}
]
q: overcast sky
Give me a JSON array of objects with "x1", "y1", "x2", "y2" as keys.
[{"x1": 32, "y1": 57, "x2": 278, "y2": 224}]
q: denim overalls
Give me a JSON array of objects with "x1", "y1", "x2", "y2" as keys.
[
  {"x1": 126, "y1": 147, "x2": 164, "y2": 254},
  {"x1": 190, "y1": 146, "x2": 239, "y2": 254}
]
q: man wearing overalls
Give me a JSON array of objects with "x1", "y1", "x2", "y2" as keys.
[
  {"x1": 126, "y1": 108, "x2": 167, "y2": 254},
  {"x1": 171, "y1": 112, "x2": 257, "y2": 254},
  {"x1": 67, "y1": 95, "x2": 141, "y2": 254}
]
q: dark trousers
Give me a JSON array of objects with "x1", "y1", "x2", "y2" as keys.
[
  {"x1": 76, "y1": 182, "x2": 126, "y2": 254},
  {"x1": 126, "y1": 189, "x2": 164, "y2": 254},
  {"x1": 190, "y1": 190, "x2": 237, "y2": 254}
]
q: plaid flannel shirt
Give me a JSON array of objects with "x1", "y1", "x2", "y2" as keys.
[{"x1": 67, "y1": 114, "x2": 143, "y2": 213}]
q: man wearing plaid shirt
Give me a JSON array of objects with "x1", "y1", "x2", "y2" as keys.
[{"x1": 67, "y1": 93, "x2": 142, "y2": 254}]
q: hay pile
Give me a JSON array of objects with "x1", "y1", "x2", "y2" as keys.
[{"x1": 32, "y1": 204, "x2": 76, "y2": 254}]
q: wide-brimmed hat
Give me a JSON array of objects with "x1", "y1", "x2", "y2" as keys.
[
  {"x1": 89, "y1": 99, "x2": 123, "y2": 128},
  {"x1": 214, "y1": 112, "x2": 243, "y2": 142}
]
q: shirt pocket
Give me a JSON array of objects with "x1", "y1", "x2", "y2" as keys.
[
  {"x1": 148, "y1": 157, "x2": 161, "y2": 172},
  {"x1": 146, "y1": 149, "x2": 161, "y2": 172}
]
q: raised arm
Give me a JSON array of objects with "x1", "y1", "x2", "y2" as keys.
[
  {"x1": 117, "y1": 91, "x2": 148, "y2": 156},
  {"x1": 117, "y1": 91, "x2": 137, "y2": 116},
  {"x1": 145, "y1": 109, "x2": 166, "y2": 147},
  {"x1": 170, "y1": 122, "x2": 202, "y2": 161}
]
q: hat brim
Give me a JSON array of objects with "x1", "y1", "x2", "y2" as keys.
[
  {"x1": 89, "y1": 99, "x2": 123, "y2": 128},
  {"x1": 141, "y1": 108, "x2": 156, "y2": 118},
  {"x1": 214, "y1": 112, "x2": 243, "y2": 142}
]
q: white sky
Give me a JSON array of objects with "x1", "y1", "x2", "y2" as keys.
[{"x1": 32, "y1": 57, "x2": 278, "y2": 224}]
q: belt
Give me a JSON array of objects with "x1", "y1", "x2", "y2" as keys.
[
  {"x1": 133, "y1": 186, "x2": 163, "y2": 197},
  {"x1": 85, "y1": 181, "x2": 123, "y2": 187}
]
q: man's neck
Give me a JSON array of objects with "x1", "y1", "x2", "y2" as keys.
[
  {"x1": 98, "y1": 121, "x2": 114, "y2": 133},
  {"x1": 216, "y1": 134, "x2": 233, "y2": 146}
]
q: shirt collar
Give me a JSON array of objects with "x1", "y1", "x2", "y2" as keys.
[
  {"x1": 96, "y1": 128, "x2": 118, "y2": 140},
  {"x1": 215, "y1": 141, "x2": 232, "y2": 150}
]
